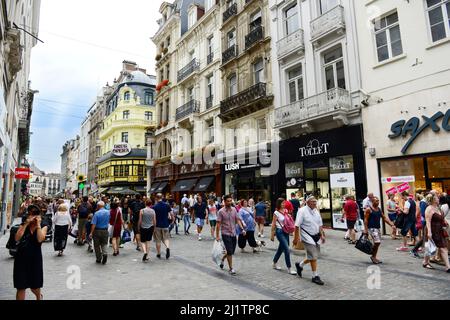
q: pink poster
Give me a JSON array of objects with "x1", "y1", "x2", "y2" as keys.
[{"x1": 396, "y1": 182, "x2": 410, "y2": 193}]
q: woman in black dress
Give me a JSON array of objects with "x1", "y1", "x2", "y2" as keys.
[{"x1": 13, "y1": 205, "x2": 48, "y2": 300}]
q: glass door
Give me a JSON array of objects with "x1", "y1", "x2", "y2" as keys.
[{"x1": 305, "y1": 165, "x2": 331, "y2": 226}]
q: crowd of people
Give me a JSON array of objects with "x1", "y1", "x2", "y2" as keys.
[{"x1": 10, "y1": 188, "x2": 450, "y2": 299}]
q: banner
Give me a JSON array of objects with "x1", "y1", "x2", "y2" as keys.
[
  {"x1": 381, "y1": 176, "x2": 415, "y2": 184},
  {"x1": 15, "y1": 168, "x2": 30, "y2": 179},
  {"x1": 384, "y1": 182, "x2": 411, "y2": 195}
]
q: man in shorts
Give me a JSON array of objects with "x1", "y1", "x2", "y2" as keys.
[
  {"x1": 216, "y1": 194, "x2": 245, "y2": 275},
  {"x1": 397, "y1": 191, "x2": 419, "y2": 252},
  {"x1": 193, "y1": 195, "x2": 208, "y2": 241},
  {"x1": 255, "y1": 198, "x2": 267, "y2": 238},
  {"x1": 153, "y1": 193, "x2": 172, "y2": 259}
]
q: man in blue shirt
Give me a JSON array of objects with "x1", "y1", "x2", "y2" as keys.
[
  {"x1": 255, "y1": 197, "x2": 267, "y2": 238},
  {"x1": 89, "y1": 201, "x2": 110, "y2": 264},
  {"x1": 193, "y1": 194, "x2": 208, "y2": 241},
  {"x1": 153, "y1": 193, "x2": 172, "y2": 259}
]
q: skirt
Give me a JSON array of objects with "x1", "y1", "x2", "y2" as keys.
[{"x1": 54, "y1": 225, "x2": 69, "y2": 251}]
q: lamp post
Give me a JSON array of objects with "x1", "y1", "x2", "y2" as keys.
[{"x1": 145, "y1": 129, "x2": 156, "y2": 198}]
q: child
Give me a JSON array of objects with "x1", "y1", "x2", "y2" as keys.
[{"x1": 85, "y1": 214, "x2": 94, "y2": 253}]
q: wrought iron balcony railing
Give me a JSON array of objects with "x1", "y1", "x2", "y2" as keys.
[
  {"x1": 222, "y1": 45, "x2": 238, "y2": 65},
  {"x1": 220, "y1": 82, "x2": 267, "y2": 114},
  {"x1": 176, "y1": 100, "x2": 200, "y2": 120},
  {"x1": 245, "y1": 26, "x2": 264, "y2": 50},
  {"x1": 223, "y1": 3, "x2": 238, "y2": 23},
  {"x1": 177, "y1": 59, "x2": 200, "y2": 83}
]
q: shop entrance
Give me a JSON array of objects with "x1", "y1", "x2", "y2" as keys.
[{"x1": 304, "y1": 161, "x2": 331, "y2": 226}]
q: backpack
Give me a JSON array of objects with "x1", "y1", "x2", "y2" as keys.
[{"x1": 282, "y1": 213, "x2": 296, "y2": 234}]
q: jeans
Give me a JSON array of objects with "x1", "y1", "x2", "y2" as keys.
[
  {"x1": 273, "y1": 228, "x2": 291, "y2": 268},
  {"x1": 169, "y1": 217, "x2": 179, "y2": 234},
  {"x1": 183, "y1": 215, "x2": 191, "y2": 233}
]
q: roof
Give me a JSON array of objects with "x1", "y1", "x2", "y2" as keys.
[
  {"x1": 97, "y1": 148, "x2": 147, "y2": 164},
  {"x1": 121, "y1": 71, "x2": 156, "y2": 86}
]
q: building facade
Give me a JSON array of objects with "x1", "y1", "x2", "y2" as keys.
[
  {"x1": 44, "y1": 173, "x2": 61, "y2": 197},
  {"x1": 0, "y1": 0, "x2": 41, "y2": 232},
  {"x1": 97, "y1": 61, "x2": 157, "y2": 195},
  {"x1": 79, "y1": 113, "x2": 90, "y2": 195},
  {"x1": 60, "y1": 136, "x2": 80, "y2": 198},
  {"x1": 355, "y1": 0, "x2": 450, "y2": 213}
]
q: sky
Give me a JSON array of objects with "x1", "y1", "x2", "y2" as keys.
[{"x1": 28, "y1": 0, "x2": 164, "y2": 173}]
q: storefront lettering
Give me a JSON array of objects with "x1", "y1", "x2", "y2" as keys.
[
  {"x1": 331, "y1": 161, "x2": 351, "y2": 171},
  {"x1": 225, "y1": 163, "x2": 240, "y2": 172},
  {"x1": 299, "y1": 139, "x2": 330, "y2": 158},
  {"x1": 388, "y1": 109, "x2": 450, "y2": 154}
]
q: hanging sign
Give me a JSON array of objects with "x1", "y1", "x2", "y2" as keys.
[
  {"x1": 15, "y1": 168, "x2": 30, "y2": 179},
  {"x1": 112, "y1": 143, "x2": 131, "y2": 157}
]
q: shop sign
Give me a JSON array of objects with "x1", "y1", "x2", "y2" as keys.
[
  {"x1": 381, "y1": 176, "x2": 415, "y2": 184},
  {"x1": 15, "y1": 168, "x2": 30, "y2": 179},
  {"x1": 388, "y1": 109, "x2": 450, "y2": 154},
  {"x1": 286, "y1": 177, "x2": 305, "y2": 188},
  {"x1": 332, "y1": 213, "x2": 348, "y2": 230},
  {"x1": 330, "y1": 156, "x2": 354, "y2": 174},
  {"x1": 225, "y1": 163, "x2": 240, "y2": 172},
  {"x1": 299, "y1": 139, "x2": 330, "y2": 158},
  {"x1": 385, "y1": 182, "x2": 411, "y2": 195},
  {"x1": 330, "y1": 173, "x2": 355, "y2": 188},
  {"x1": 112, "y1": 143, "x2": 131, "y2": 157},
  {"x1": 285, "y1": 162, "x2": 303, "y2": 178}
]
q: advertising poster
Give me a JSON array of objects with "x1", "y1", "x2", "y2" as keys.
[{"x1": 332, "y1": 213, "x2": 347, "y2": 230}]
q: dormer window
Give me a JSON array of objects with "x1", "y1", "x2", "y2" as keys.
[
  {"x1": 188, "y1": 6, "x2": 196, "y2": 28},
  {"x1": 124, "y1": 92, "x2": 130, "y2": 101}
]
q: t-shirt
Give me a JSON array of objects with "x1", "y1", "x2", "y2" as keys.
[
  {"x1": 290, "y1": 198, "x2": 301, "y2": 214},
  {"x1": 153, "y1": 201, "x2": 171, "y2": 228},
  {"x1": 237, "y1": 208, "x2": 255, "y2": 234},
  {"x1": 208, "y1": 205, "x2": 217, "y2": 220},
  {"x1": 404, "y1": 199, "x2": 416, "y2": 222},
  {"x1": 77, "y1": 202, "x2": 92, "y2": 219},
  {"x1": 217, "y1": 206, "x2": 240, "y2": 237},
  {"x1": 255, "y1": 202, "x2": 266, "y2": 217},
  {"x1": 130, "y1": 201, "x2": 145, "y2": 222},
  {"x1": 387, "y1": 200, "x2": 397, "y2": 213},
  {"x1": 193, "y1": 202, "x2": 207, "y2": 219},
  {"x1": 92, "y1": 208, "x2": 111, "y2": 229},
  {"x1": 362, "y1": 197, "x2": 372, "y2": 210},
  {"x1": 141, "y1": 207, "x2": 156, "y2": 229},
  {"x1": 295, "y1": 206, "x2": 323, "y2": 245},
  {"x1": 274, "y1": 211, "x2": 285, "y2": 229},
  {"x1": 343, "y1": 200, "x2": 358, "y2": 221}
]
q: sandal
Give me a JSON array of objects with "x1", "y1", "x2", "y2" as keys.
[
  {"x1": 423, "y1": 263, "x2": 435, "y2": 270},
  {"x1": 370, "y1": 257, "x2": 381, "y2": 264}
]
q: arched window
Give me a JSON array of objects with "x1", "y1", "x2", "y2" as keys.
[{"x1": 124, "y1": 92, "x2": 130, "y2": 101}]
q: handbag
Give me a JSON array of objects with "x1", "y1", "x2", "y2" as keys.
[
  {"x1": 301, "y1": 227, "x2": 321, "y2": 244},
  {"x1": 121, "y1": 229, "x2": 131, "y2": 243},
  {"x1": 355, "y1": 234, "x2": 373, "y2": 255},
  {"x1": 425, "y1": 239, "x2": 437, "y2": 257}
]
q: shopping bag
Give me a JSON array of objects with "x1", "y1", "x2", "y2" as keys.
[
  {"x1": 425, "y1": 239, "x2": 437, "y2": 257},
  {"x1": 355, "y1": 234, "x2": 373, "y2": 255},
  {"x1": 212, "y1": 240, "x2": 226, "y2": 266},
  {"x1": 293, "y1": 241, "x2": 304, "y2": 250},
  {"x1": 121, "y1": 229, "x2": 132, "y2": 243},
  {"x1": 69, "y1": 219, "x2": 79, "y2": 238}
]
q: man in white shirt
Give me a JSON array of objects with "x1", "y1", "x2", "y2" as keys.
[
  {"x1": 363, "y1": 193, "x2": 374, "y2": 210},
  {"x1": 293, "y1": 196, "x2": 325, "y2": 286},
  {"x1": 181, "y1": 194, "x2": 189, "y2": 206}
]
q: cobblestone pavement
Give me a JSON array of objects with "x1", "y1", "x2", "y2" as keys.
[{"x1": 1, "y1": 222, "x2": 449, "y2": 300}]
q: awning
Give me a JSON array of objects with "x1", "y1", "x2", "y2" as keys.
[
  {"x1": 149, "y1": 182, "x2": 161, "y2": 193},
  {"x1": 156, "y1": 181, "x2": 169, "y2": 193},
  {"x1": 172, "y1": 179, "x2": 197, "y2": 192},
  {"x1": 107, "y1": 187, "x2": 138, "y2": 195},
  {"x1": 193, "y1": 176, "x2": 214, "y2": 192},
  {"x1": 135, "y1": 186, "x2": 146, "y2": 192},
  {"x1": 97, "y1": 187, "x2": 109, "y2": 194}
]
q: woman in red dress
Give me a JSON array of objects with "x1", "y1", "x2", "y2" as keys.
[{"x1": 109, "y1": 201, "x2": 123, "y2": 256}]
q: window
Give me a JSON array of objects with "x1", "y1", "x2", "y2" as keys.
[
  {"x1": 250, "y1": 10, "x2": 262, "y2": 31},
  {"x1": 188, "y1": 9, "x2": 196, "y2": 28},
  {"x1": 229, "y1": 74, "x2": 237, "y2": 97},
  {"x1": 164, "y1": 98, "x2": 170, "y2": 122},
  {"x1": 123, "y1": 110, "x2": 130, "y2": 120},
  {"x1": 257, "y1": 118, "x2": 267, "y2": 142},
  {"x1": 253, "y1": 59, "x2": 265, "y2": 84},
  {"x1": 320, "y1": 0, "x2": 338, "y2": 14},
  {"x1": 323, "y1": 45, "x2": 346, "y2": 90},
  {"x1": 145, "y1": 111, "x2": 153, "y2": 121},
  {"x1": 426, "y1": 0, "x2": 450, "y2": 42},
  {"x1": 160, "y1": 69, "x2": 164, "y2": 82},
  {"x1": 144, "y1": 91, "x2": 154, "y2": 105},
  {"x1": 166, "y1": 64, "x2": 170, "y2": 80},
  {"x1": 207, "y1": 120, "x2": 214, "y2": 143},
  {"x1": 227, "y1": 0, "x2": 235, "y2": 9},
  {"x1": 207, "y1": 36, "x2": 213, "y2": 55},
  {"x1": 284, "y1": 3, "x2": 299, "y2": 36},
  {"x1": 122, "y1": 132, "x2": 128, "y2": 143},
  {"x1": 187, "y1": 87, "x2": 194, "y2": 102},
  {"x1": 227, "y1": 29, "x2": 236, "y2": 48},
  {"x1": 288, "y1": 65, "x2": 304, "y2": 103},
  {"x1": 159, "y1": 103, "x2": 164, "y2": 123},
  {"x1": 374, "y1": 12, "x2": 403, "y2": 62},
  {"x1": 206, "y1": 0, "x2": 214, "y2": 11},
  {"x1": 124, "y1": 92, "x2": 130, "y2": 101},
  {"x1": 206, "y1": 75, "x2": 214, "y2": 98},
  {"x1": 166, "y1": 36, "x2": 171, "y2": 48}
]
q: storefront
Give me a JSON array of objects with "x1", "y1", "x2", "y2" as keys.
[{"x1": 275, "y1": 125, "x2": 367, "y2": 229}]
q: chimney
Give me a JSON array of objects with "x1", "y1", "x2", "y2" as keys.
[{"x1": 122, "y1": 60, "x2": 137, "y2": 72}]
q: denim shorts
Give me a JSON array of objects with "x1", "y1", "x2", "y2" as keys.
[
  {"x1": 401, "y1": 220, "x2": 418, "y2": 237},
  {"x1": 195, "y1": 218, "x2": 205, "y2": 227}
]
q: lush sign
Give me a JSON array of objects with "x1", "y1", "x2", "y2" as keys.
[{"x1": 388, "y1": 109, "x2": 450, "y2": 154}]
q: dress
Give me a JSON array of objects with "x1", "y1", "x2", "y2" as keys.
[
  {"x1": 109, "y1": 209, "x2": 122, "y2": 238},
  {"x1": 431, "y1": 212, "x2": 446, "y2": 248},
  {"x1": 13, "y1": 224, "x2": 46, "y2": 289}
]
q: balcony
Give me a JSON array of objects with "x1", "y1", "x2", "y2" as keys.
[
  {"x1": 310, "y1": 5, "x2": 345, "y2": 47},
  {"x1": 222, "y1": 45, "x2": 238, "y2": 65},
  {"x1": 220, "y1": 83, "x2": 273, "y2": 123},
  {"x1": 100, "y1": 119, "x2": 157, "y2": 140},
  {"x1": 277, "y1": 28, "x2": 305, "y2": 61},
  {"x1": 245, "y1": 25, "x2": 264, "y2": 51},
  {"x1": 274, "y1": 88, "x2": 352, "y2": 129},
  {"x1": 176, "y1": 100, "x2": 200, "y2": 121},
  {"x1": 206, "y1": 95, "x2": 214, "y2": 110},
  {"x1": 223, "y1": 3, "x2": 238, "y2": 23},
  {"x1": 207, "y1": 52, "x2": 214, "y2": 65},
  {"x1": 177, "y1": 59, "x2": 200, "y2": 83}
]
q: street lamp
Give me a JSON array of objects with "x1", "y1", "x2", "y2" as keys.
[{"x1": 145, "y1": 129, "x2": 156, "y2": 198}]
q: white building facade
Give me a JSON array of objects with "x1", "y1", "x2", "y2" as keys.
[
  {"x1": 356, "y1": 0, "x2": 450, "y2": 204},
  {"x1": 79, "y1": 116, "x2": 90, "y2": 195}
]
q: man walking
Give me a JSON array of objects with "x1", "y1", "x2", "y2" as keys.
[
  {"x1": 193, "y1": 195, "x2": 208, "y2": 241},
  {"x1": 397, "y1": 191, "x2": 418, "y2": 252},
  {"x1": 289, "y1": 193, "x2": 301, "y2": 220},
  {"x1": 77, "y1": 196, "x2": 92, "y2": 245},
  {"x1": 293, "y1": 196, "x2": 326, "y2": 286},
  {"x1": 363, "y1": 193, "x2": 375, "y2": 211},
  {"x1": 153, "y1": 193, "x2": 172, "y2": 259},
  {"x1": 255, "y1": 198, "x2": 267, "y2": 238},
  {"x1": 181, "y1": 194, "x2": 189, "y2": 206},
  {"x1": 216, "y1": 195, "x2": 245, "y2": 275},
  {"x1": 129, "y1": 194, "x2": 145, "y2": 251},
  {"x1": 89, "y1": 201, "x2": 110, "y2": 264}
]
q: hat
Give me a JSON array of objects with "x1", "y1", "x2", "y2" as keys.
[{"x1": 306, "y1": 195, "x2": 317, "y2": 203}]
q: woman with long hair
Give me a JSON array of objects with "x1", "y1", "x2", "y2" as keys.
[{"x1": 52, "y1": 203, "x2": 72, "y2": 256}]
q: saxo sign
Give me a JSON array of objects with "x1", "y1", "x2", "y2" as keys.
[{"x1": 388, "y1": 109, "x2": 450, "y2": 154}]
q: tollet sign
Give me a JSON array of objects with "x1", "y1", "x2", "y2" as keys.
[
  {"x1": 381, "y1": 176, "x2": 415, "y2": 184},
  {"x1": 385, "y1": 182, "x2": 411, "y2": 195},
  {"x1": 15, "y1": 168, "x2": 30, "y2": 179}
]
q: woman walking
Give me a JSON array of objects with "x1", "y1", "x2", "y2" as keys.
[
  {"x1": 271, "y1": 198, "x2": 297, "y2": 275},
  {"x1": 52, "y1": 203, "x2": 72, "y2": 256},
  {"x1": 169, "y1": 202, "x2": 180, "y2": 236},
  {"x1": 14, "y1": 205, "x2": 49, "y2": 300},
  {"x1": 208, "y1": 199, "x2": 218, "y2": 239},
  {"x1": 183, "y1": 202, "x2": 191, "y2": 235},
  {"x1": 109, "y1": 202, "x2": 123, "y2": 256},
  {"x1": 139, "y1": 200, "x2": 156, "y2": 262},
  {"x1": 237, "y1": 200, "x2": 259, "y2": 253},
  {"x1": 386, "y1": 193, "x2": 399, "y2": 239}
]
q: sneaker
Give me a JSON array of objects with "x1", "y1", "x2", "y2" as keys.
[
  {"x1": 260, "y1": 234, "x2": 265, "y2": 238},
  {"x1": 229, "y1": 269, "x2": 236, "y2": 275},
  {"x1": 288, "y1": 268, "x2": 297, "y2": 275},
  {"x1": 410, "y1": 250, "x2": 420, "y2": 258},
  {"x1": 295, "y1": 262, "x2": 303, "y2": 278},
  {"x1": 273, "y1": 263, "x2": 282, "y2": 270},
  {"x1": 396, "y1": 247, "x2": 409, "y2": 252},
  {"x1": 198, "y1": 236, "x2": 202, "y2": 241},
  {"x1": 312, "y1": 276, "x2": 324, "y2": 286},
  {"x1": 136, "y1": 247, "x2": 141, "y2": 251},
  {"x1": 166, "y1": 248, "x2": 170, "y2": 259},
  {"x1": 219, "y1": 262, "x2": 224, "y2": 270},
  {"x1": 253, "y1": 248, "x2": 258, "y2": 253},
  {"x1": 101, "y1": 254, "x2": 107, "y2": 265},
  {"x1": 119, "y1": 244, "x2": 124, "y2": 248},
  {"x1": 96, "y1": 259, "x2": 101, "y2": 264},
  {"x1": 258, "y1": 233, "x2": 261, "y2": 237}
]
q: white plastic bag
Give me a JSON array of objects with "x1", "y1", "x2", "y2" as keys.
[
  {"x1": 425, "y1": 239, "x2": 437, "y2": 257},
  {"x1": 212, "y1": 240, "x2": 226, "y2": 266},
  {"x1": 69, "y1": 219, "x2": 79, "y2": 238}
]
